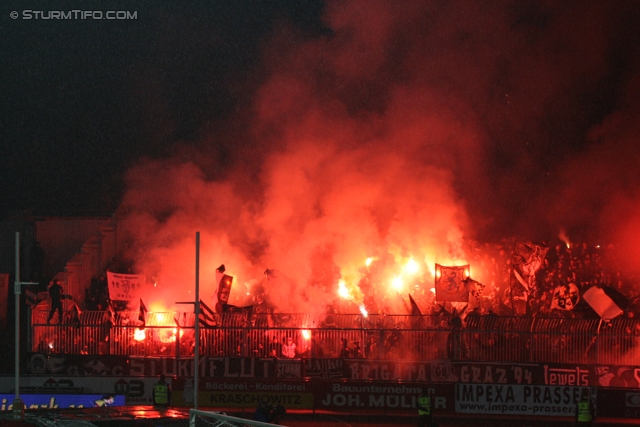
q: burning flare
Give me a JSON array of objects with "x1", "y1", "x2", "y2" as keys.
[
  {"x1": 359, "y1": 304, "x2": 368, "y2": 317},
  {"x1": 134, "y1": 329, "x2": 146, "y2": 341},
  {"x1": 337, "y1": 280, "x2": 353, "y2": 300},
  {"x1": 404, "y1": 258, "x2": 419, "y2": 275}
]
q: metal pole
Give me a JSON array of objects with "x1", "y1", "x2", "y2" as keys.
[
  {"x1": 12, "y1": 233, "x2": 39, "y2": 420},
  {"x1": 194, "y1": 232, "x2": 200, "y2": 409},
  {"x1": 14, "y1": 232, "x2": 22, "y2": 419}
]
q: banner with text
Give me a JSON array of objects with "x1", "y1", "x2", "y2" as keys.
[
  {"x1": 23, "y1": 354, "x2": 640, "y2": 391},
  {"x1": 315, "y1": 381, "x2": 454, "y2": 413},
  {"x1": 0, "y1": 376, "x2": 161, "y2": 406},
  {"x1": 0, "y1": 394, "x2": 125, "y2": 410},
  {"x1": 172, "y1": 377, "x2": 313, "y2": 409},
  {"x1": 455, "y1": 384, "x2": 595, "y2": 416},
  {"x1": 107, "y1": 272, "x2": 145, "y2": 302}
]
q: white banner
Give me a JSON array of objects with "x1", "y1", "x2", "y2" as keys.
[
  {"x1": 107, "y1": 272, "x2": 145, "y2": 302},
  {"x1": 583, "y1": 286, "x2": 623, "y2": 320},
  {"x1": 455, "y1": 384, "x2": 596, "y2": 416}
]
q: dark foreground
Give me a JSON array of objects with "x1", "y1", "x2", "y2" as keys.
[{"x1": 1, "y1": 406, "x2": 638, "y2": 427}]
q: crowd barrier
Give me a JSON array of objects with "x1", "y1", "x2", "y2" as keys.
[{"x1": 30, "y1": 310, "x2": 640, "y2": 365}]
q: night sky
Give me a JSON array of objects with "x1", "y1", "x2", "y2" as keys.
[
  {"x1": 3, "y1": 1, "x2": 640, "y2": 308},
  {"x1": 1, "y1": 0, "x2": 325, "y2": 216}
]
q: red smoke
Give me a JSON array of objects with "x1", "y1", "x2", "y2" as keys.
[{"x1": 117, "y1": 1, "x2": 640, "y2": 312}]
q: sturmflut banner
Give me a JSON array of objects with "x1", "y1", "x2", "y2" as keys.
[{"x1": 455, "y1": 384, "x2": 596, "y2": 416}]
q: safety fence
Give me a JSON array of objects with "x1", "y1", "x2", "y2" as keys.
[{"x1": 30, "y1": 309, "x2": 640, "y2": 365}]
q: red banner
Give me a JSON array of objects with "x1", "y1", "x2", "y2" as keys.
[{"x1": 435, "y1": 264, "x2": 469, "y2": 302}]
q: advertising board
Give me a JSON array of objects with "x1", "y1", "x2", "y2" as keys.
[
  {"x1": 0, "y1": 394, "x2": 125, "y2": 410},
  {"x1": 0, "y1": 376, "x2": 161, "y2": 405},
  {"x1": 455, "y1": 384, "x2": 595, "y2": 416}
]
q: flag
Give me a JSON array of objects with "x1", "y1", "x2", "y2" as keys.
[
  {"x1": 221, "y1": 303, "x2": 254, "y2": 315},
  {"x1": 107, "y1": 271, "x2": 145, "y2": 302},
  {"x1": 108, "y1": 300, "x2": 117, "y2": 325},
  {"x1": 220, "y1": 303, "x2": 254, "y2": 327},
  {"x1": 71, "y1": 301, "x2": 82, "y2": 328},
  {"x1": 513, "y1": 242, "x2": 549, "y2": 278},
  {"x1": 464, "y1": 277, "x2": 485, "y2": 305},
  {"x1": 509, "y1": 242, "x2": 549, "y2": 316},
  {"x1": 435, "y1": 264, "x2": 469, "y2": 302},
  {"x1": 138, "y1": 298, "x2": 147, "y2": 330},
  {"x1": 550, "y1": 283, "x2": 581, "y2": 311},
  {"x1": 199, "y1": 299, "x2": 217, "y2": 328},
  {"x1": 215, "y1": 264, "x2": 233, "y2": 313},
  {"x1": 408, "y1": 294, "x2": 424, "y2": 329},
  {"x1": 601, "y1": 285, "x2": 631, "y2": 311},
  {"x1": 408, "y1": 294, "x2": 422, "y2": 316},
  {"x1": 583, "y1": 286, "x2": 623, "y2": 320}
]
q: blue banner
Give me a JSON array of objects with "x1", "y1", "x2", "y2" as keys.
[{"x1": 0, "y1": 394, "x2": 125, "y2": 410}]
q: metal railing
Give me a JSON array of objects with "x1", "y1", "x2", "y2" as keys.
[{"x1": 30, "y1": 309, "x2": 640, "y2": 365}]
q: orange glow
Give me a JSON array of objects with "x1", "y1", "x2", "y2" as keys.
[
  {"x1": 404, "y1": 258, "x2": 419, "y2": 275},
  {"x1": 301, "y1": 329, "x2": 311, "y2": 340},
  {"x1": 117, "y1": 153, "x2": 479, "y2": 315},
  {"x1": 134, "y1": 329, "x2": 146, "y2": 341},
  {"x1": 113, "y1": 9, "x2": 557, "y2": 318},
  {"x1": 559, "y1": 230, "x2": 572, "y2": 249},
  {"x1": 337, "y1": 280, "x2": 352, "y2": 300},
  {"x1": 359, "y1": 304, "x2": 368, "y2": 317},
  {"x1": 158, "y1": 327, "x2": 183, "y2": 343}
]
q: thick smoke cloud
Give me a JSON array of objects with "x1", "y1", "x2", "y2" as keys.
[{"x1": 117, "y1": 0, "x2": 640, "y2": 312}]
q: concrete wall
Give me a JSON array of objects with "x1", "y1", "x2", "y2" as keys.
[{"x1": 34, "y1": 217, "x2": 111, "y2": 280}]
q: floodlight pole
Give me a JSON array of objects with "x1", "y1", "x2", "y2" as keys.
[
  {"x1": 173, "y1": 232, "x2": 202, "y2": 409},
  {"x1": 13, "y1": 232, "x2": 38, "y2": 420},
  {"x1": 194, "y1": 231, "x2": 200, "y2": 409}
]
